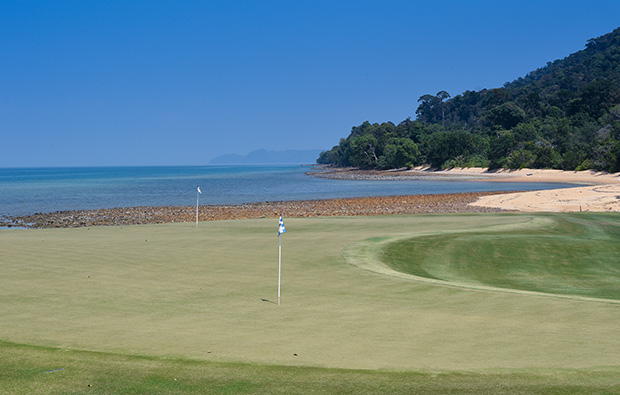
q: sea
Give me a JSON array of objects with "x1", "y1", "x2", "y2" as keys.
[{"x1": 0, "y1": 165, "x2": 577, "y2": 218}]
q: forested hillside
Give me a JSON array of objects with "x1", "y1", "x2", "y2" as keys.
[{"x1": 318, "y1": 27, "x2": 620, "y2": 171}]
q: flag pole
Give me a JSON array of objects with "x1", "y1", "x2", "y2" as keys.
[
  {"x1": 196, "y1": 185, "x2": 200, "y2": 227},
  {"x1": 278, "y1": 232, "x2": 282, "y2": 306},
  {"x1": 277, "y1": 215, "x2": 286, "y2": 306}
]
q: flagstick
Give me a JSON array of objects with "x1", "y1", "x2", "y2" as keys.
[
  {"x1": 277, "y1": 215, "x2": 286, "y2": 306},
  {"x1": 278, "y1": 233, "x2": 282, "y2": 306},
  {"x1": 196, "y1": 188, "x2": 199, "y2": 228}
]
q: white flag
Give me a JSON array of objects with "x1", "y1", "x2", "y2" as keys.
[
  {"x1": 197, "y1": 186, "x2": 202, "y2": 194},
  {"x1": 278, "y1": 215, "x2": 286, "y2": 235}
]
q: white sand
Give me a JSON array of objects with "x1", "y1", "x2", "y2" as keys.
[
  {"x1": 412, "y1": 166, "x2": 620, "y2": 185},
  {"x1": 436, "y1": 167, "x2": 620, "y2": 212},
  {"x1": 470, "y1": 183, "x2": 620, "y2": 212}
]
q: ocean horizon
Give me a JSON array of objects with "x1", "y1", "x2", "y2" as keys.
[{"x1": 0, "y1": 164, "x2": 576, "y2": 218}]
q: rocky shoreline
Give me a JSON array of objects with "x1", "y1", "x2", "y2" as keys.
[
  {"x1": 1, "y1": 192, "x2": 514, "y2": 229},
  {"x1": 307, "y1": 166, "x2": 495, "y2": 181}
]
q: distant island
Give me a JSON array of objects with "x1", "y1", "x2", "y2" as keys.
[
  {"x1": 319, "y1": 27, "x2": 620, "y2": 173},
  {"x1": 209, "y1": 149, "x2": 323, "y2": 165}
]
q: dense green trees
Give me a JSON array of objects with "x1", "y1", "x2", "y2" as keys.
[
  {"x1": 379, "y1": 137, "x2": 420, "y2": 169},
  {"x1": 317, "y1": 122, "x2": 422, "y2": 169},
  {"x1": 318, "y1": 27, "x2": 620, "y2": 172}
]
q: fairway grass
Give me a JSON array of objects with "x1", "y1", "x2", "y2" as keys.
[
  {"x1": 2, "y1": 213, "x2": 620, "y2": 392},
  {"x1": 3, "y1": 340, "x2": 620, "y2": 394}
]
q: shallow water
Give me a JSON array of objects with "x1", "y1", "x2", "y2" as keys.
[{"x1": 0, "y1": 165, "x2": 577, "y2": 217}]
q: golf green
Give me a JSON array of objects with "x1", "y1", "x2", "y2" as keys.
[
  {"x1": 376, "y1": 213, "x2": 620, "y2": 300},
  {"x1": 1, "y1": 213, "x2": 620, "y2": 392}
]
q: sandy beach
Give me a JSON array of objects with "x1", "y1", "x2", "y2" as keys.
[
  {"x1": 470, "y1": 183, "x2": 620, "y2": 212},
  {"x1": 419, "y1": 167, "x2": 620, "y2": 212},
  {"x1": 312, "y1": 165, "x2": 620, "y2": 184},
  {"x1": 440, "y1": 167, "x2": 620, "y2": 212},
  {"x1": 314, "y1": 166, "x2": 620, "y2": 213},
  {"x1": 419, "y1": 166, "x2": 620, "y2": 184}
]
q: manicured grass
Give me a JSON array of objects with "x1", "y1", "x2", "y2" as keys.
[
  {"x1": 1, "y1": 214, "x2": 620, "y2": 392},
  {"x1": 380, "y1": 213, "x2": 620, "y2": 300},
  {"x1": 3, "y1": 340, "x2": 620, "y2": 394}
]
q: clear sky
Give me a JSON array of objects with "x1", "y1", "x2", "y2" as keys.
[{"x1": 2, "y1": 1, "x2": 620, "y2": 167}]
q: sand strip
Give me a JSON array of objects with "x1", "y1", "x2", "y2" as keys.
[{"x1": 311, "y1": 166, "x2": 620, "y2": 185}]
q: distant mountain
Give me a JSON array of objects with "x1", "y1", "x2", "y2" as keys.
[{"x1": 209, "y1": 149, "x2": 323, "y2": 165}]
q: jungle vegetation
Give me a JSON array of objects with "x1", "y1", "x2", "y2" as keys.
[{"x1": 318, "y1": 27, "x2": 620, "y2": 172}]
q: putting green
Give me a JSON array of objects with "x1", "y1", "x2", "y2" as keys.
[
  {"x1": 364, "y1": 213, "x2": 620, "y2": 301},
  {"x1": 1, "y1": 214, "x2": 620, "y2": 374}
]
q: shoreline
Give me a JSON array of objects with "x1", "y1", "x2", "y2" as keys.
[
  {"x1": 1, "y1": 192, "x2": 512, "y2": 229},
  {"x1": 3, "y1": 167, "x2": 619, "y2": 229},
  {"x1": 309, "y1": 166, "x2": 620, "y2": 213},
  {"x1": 309, "y1": 165, "x2": 620, "y2": 185}
]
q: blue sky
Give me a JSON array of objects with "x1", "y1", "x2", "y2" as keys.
[{"x1": 1, "y1": 1, "x2": 620, "y2": 167}]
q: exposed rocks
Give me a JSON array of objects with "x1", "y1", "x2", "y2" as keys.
[
  {"x1": 1, "y1": 192, "x2": 515, "y2": 229},
  {"x1": 307, "y1": 166, "x2": 495, "y2": 181}
]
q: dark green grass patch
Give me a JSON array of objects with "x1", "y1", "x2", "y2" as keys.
[
  {"x1": 2, "y1": 341, "x2": 620, "y2": 395},
  {"x1": 381, "y1": 213, "x2": 620, "y2": 300}
]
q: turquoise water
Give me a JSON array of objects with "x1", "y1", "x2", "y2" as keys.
[{"x1": 0, "y1": 165, "x2": 575, "y2": 217}]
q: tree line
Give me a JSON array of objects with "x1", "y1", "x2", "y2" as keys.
[{"x1": 318, "y1": 27, "x2": 620, "y2": 172}]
